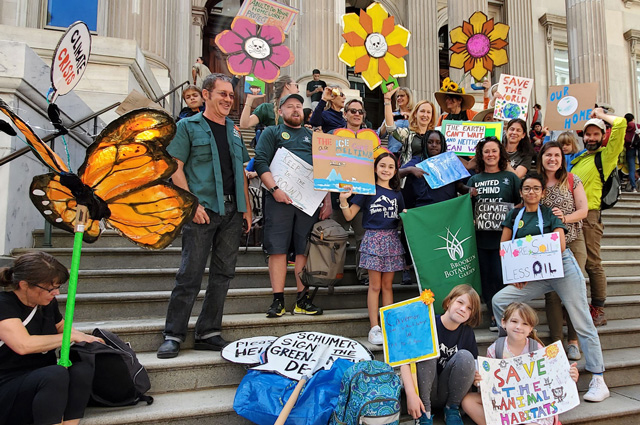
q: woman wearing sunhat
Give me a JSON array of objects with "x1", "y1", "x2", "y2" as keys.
[{"x1": 435, "y1": 78, "x2": 477, "y2": 126}]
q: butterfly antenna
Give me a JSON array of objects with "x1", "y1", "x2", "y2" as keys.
[
  {"x1": 47, "y1": 103, "x2": 73, "y2": 173},
  {"x1": 0, "y1": 119, "x2": 17, "y2": 136}
]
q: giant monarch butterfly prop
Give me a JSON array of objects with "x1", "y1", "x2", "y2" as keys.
[{"x1": 0, "y1": 98, "x2": 198, "y2": 250}]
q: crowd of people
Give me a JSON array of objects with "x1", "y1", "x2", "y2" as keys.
[{"x1": 0, "y1": 63, "x2": 633, "y2": 424}]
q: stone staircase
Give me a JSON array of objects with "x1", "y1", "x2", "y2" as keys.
[{"x1": 14, "y1": 193, "x2": 640, "y2": 424}]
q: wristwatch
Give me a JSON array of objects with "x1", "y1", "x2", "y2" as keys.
[{"x1": 268, "y1": 185, "x2": 279, "y2": 193}]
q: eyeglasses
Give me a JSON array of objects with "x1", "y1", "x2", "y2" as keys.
[
  {"x1": 521, "y1": 186, "x2": 543, "y2": 193},
  {"x1": 216, "y1": 91, "x2": 235, "y2": 100},
  {"x1": 347, "y1": 108, "x2": 364, "y2": 115},
  {"x1": 33, "y1": 283, "x2": 63, "y2": 293}
]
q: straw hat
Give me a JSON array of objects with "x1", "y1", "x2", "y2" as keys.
[
  {"x1": 434, "y1": 77, "x2": 476, "y2": 113},
  {"x1": 472, "y1": 108, "x2": 495, "y2": 122}
]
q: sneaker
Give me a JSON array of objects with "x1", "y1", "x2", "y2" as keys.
[
  {"x1": 443, "y1": 404, "x2": 463, "y2": 425},
  {"x1": 418, "y1": 412, "x2": 433, "y2": 425},
  {"x1": 591, "y1": 305, "x2": 607, "y2": 327},
  {"x1": 583, "y1": 375, "x2": 610, "y2": 402},
  {"x1": 368, "y1": 325, "x2": 383, "y2": 345},
  {"x1": 266, "y1": 298, "x2": 286, "y2": 318},
  {"x1": 293, "y1": 295, "x2": 323, "y2": 315},
  {"x1": 489, "y1": 317, "x2": 498, "y2": 332},
  {"x1": 402, "y1": 269, "x2": 413, "y2": 285},
  {"x1": 567, "y1": 343, "x2": 581, "y2": 361}
]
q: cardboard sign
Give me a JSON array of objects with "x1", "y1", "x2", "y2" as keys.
[
  {"x1": 221, "y1": 336, "x2": 277, "y2": 365},
  {"x1": 544, "y1": 83, "x2": 598, "y2": 131},
  {"x1": 416, "y1": 151, "x2": 470, "y2": 189},
  {"x1": 478, "y1": 341, "x2": 579, "y2": 425},
  {"x1": 244, "y1": 73, "x2": 266, "y2": 95},
  {"x1": 50, "y1": 21, "x2": 92, "y2": 102},
  {"x1": 442, "y1": 120, "x2": 503, "y2": 156},
  {"x1": 268, "y1": 147, "x2": 326, "y2": 216},
  {"x1": 474, "y1": 202, "x2": 514, "y2": 231},
  {"x1": 500, "y1": 232, "x2": 564, "y2": 285},
  {"x1": 380, "y1": 297, "x2": 439, "y2": 367},
  {"x1": 493, "y1": 74, "x2": 534, "y2": 121},
  {"x1": 237, "y1": 0, "x2": 299, "y2": 34},
  {"x1": 312, "y1": 132, "x2": 376, "y2": 195},
  {"x1": 252, "y1": 331, "x2": 373, "y2": 381}
]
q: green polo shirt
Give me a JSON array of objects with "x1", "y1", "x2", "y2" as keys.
[
  {"x1": 254, "y1": 124, "x2": 314, "y2": 175},
  {"x1": 167, "y1": 113, "x2": 250, "y2": 214}
]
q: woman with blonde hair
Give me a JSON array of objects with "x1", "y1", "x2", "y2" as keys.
[
  {"x1": 239, "y1": 74, "x2": 299, "y2": 129},
  {"x1": 557, "y1": 131, "x2": 585, "y2": 171},
  {"x1": 378, "y1": 87, "x2": 415, "y2": 154},
  {"x1": 308, "y1": 85, "x2": 348, "y2": 133}
]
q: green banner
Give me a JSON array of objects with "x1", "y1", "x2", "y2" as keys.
[{"x1": 401, "y1": 195, "x2": 482, "y2": 314}]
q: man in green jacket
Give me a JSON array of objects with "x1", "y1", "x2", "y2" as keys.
[{"x1": 571, "y1": 107, "x2": 626, "y2": 327}]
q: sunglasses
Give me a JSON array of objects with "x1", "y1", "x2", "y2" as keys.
[
  {"x1": 33, "y1": 283, "x2": 64, "y2": 293},
  {"x1": 347, "y1": 108, "x2": 364, "y2": 115}
]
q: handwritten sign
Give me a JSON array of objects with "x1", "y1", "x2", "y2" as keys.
[
  {"x1": 494, "y1": 74, "x2": 534, "y2": 121},
  {"x1": 544, "y1": 83, "x2": 598, "y2": 131},
  {"x1": 442, "y1": 120, "x2": 503, "y2": 156},
  {"x1": 478, "y1": 341, "x2": 579, "y2": 425},
  {"x1": 474, "y1": 202, "x2": 514, "y2": 231},
  {"x1": 221, "y1": 336, "x2": 277, "y2": 365},
  {"x1": 237, "y1": 0, "x2": 299, "y2": 34},
  {"x1": 244, "y1": 73, "x2": 265, "y2": 95},
  {"x1": 251, "y1": 331, "x2": 373, "y2": 380},
  {"x1": 268, "y1": 147, "x2": 326, "y2": 216},
  {"x1": 416, "y1": 151, "x2": 470, "y2": 189},
  {"x1": 312, "y1": 132, "x2": 376, "y2": 195},
  {"x1": 379, "y1": 297, "x2": 439, "y2": 367},
  {"x1": 500, "y1": 232, "x2": 564, "y2": 285},
  {"x1": 50, "y1": 21, "x2": 92, "y2": 102}
]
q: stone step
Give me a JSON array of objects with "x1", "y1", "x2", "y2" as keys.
[
  {"x1": 600, "y1": 260, "x2": 640, "y2": 277},
  {"x1": 601, "y1": 211, "x2": 640, "y2": 223},
  {"x1": 601, "y1": 246, "x2": 640, "y2": 260},
  {"x1": 601, "y1": 205, "x2": 640, "y2": 214}
]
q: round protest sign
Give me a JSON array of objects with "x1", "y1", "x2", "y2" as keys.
[
  {"x1": 221, "y1": 336, "x2": 277, "y2": 365},
  {"x1": 50, "y1": 21, "x2": 92, "y2": 101},
  {"x1": 251, "y1": 331, "x2": 373, "y2": 381}
]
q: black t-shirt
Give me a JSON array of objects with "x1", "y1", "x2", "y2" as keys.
[
  {"x1": 306, "y1": 80, "x2": 326, "y2": 102},
  {"x1": 435, "y1": 315, "x2": 478, "y2": 375},
  {"x1": 0, "y1": 292, "x2": 62, "y2": 386},
  {"x1": 205, "y1": 117, "x2": 235, "y2": 196}
]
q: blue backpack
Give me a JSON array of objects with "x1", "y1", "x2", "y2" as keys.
[{"x1": 330, "y1": 360, "x2": 401, "y2": 425}]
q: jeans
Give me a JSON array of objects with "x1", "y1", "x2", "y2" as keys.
[
  {"x1": 626, "y1": 147, "x2": 639, "y2": 188},
  {"x1": 416, "y1": 349, "x2": 476, "y2": 411},
  {"x1": 477, "y1": 247, "x2": 504, "y2": 318},
  {"x1": 492, "y1": 249, "x2": 605, "y2": 373},
  {"x1": 164, "y1": 203, "x2": 243, "y2": 342}
]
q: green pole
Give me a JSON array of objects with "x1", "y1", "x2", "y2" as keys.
[{"x1": 58, "y1": 205, "x2": 88, "y2": 367}]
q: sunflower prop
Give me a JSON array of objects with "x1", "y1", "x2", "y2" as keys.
[
  {"x1": 449, "y1": 11, "x2": 509, "y2": 81},
  {"x1": 338, "y1": 2, "x2": 410, "y2": 90},
  {"x1": 215, "y1": 16, "x2": 294, "y2": 83},
  {"x1": 0, "y1": 100, "x2": 198, "y2": 366}
]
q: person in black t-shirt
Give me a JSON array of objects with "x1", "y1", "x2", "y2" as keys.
[
  {"x1": 0, "y1": 252, "x2": 102, "y2": 425},
  {"x1": 305, "y1": 69, "x2": 326, "y2": 109}
]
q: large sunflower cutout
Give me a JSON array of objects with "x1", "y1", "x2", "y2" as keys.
[
  {"x1": 338, "y1": 3, "x2": 410, "y2": 90},
  {"x1": 449, "y1": 11, "x2": 509, "y2": 81},
  {"x1": 215, "y1": 16, "x2": 294, "y2": 83}
]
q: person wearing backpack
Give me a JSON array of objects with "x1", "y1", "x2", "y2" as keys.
[
  {"x1": 462, "y1": 302, "x2": 579, "y2": 425},
  {"x1": 570, "y1": 107, "x2": 626, "y2": 327},
  {"x1": 624, "y1": 113, "x2": 640, "y2": 192},
  {"x1": 400, "y1": 285, "x2": 481, "y2": 425},
  {"x1": 0, "y1": 252, "x2": 103, "y2": 425}
]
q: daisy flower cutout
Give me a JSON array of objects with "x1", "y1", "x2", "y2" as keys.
[
  {"x1": 420, "y1": 289, "x2": 435, "y2": 306},
  {"x1": 449, "y1": 11, "x2": 509, "y2": 81},
  {"x1": 215, "y1": 16, "x2": 294, "y2": 83},
  {"x1": 338, "y1": 3, "x2": 410, "y2": 90}
]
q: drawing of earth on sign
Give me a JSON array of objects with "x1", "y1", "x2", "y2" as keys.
[
  {"x1": 501, "y1": 103, "x2": 522, "y2": 120},
  {"x1": 557, "y1": 96, "x2": 578, "y2": 116}
]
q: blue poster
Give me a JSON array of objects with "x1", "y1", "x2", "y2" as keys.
[
  {"x1": 415, "y1": 151, "x2": 470, "y2": 189},
  {"x1": 380, "y1": 297, "x2": 439, "y2": 367}
]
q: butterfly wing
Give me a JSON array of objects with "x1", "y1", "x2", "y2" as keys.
[
  {"x1": 0, "y1": 98, "x2": 69, "y2": 174},
  {"x1": 105, "y1": 182, "x2": 198, "y2": 250},
  {"x1": 29, "y1": 174, "x2": 102, "y2": 243}
]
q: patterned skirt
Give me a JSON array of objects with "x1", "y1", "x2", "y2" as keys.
[{"x1": 359, "y1": 229, "x2": 405, "y2": 272}]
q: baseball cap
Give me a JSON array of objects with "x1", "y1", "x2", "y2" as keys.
[
  {"x1": 583, "y1": 118, "x2": 606, "y2": 133},
  {"x1": 279, "y1": 94, "x2": 304, "y2": 107}
]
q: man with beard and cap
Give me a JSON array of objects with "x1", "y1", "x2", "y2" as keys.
[
  {"x1": 254, "y1": 94, "x2": 332, "y2": 318},
  {"x1": 570, "y1": 107, "x2": 627, "y2": 327}
]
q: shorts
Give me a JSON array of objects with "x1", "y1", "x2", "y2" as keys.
[
  {"x1": 359, "y1": 229, "x2": 405, "y2": 272},
  {"x1": 263, "y1": 193, "x2": 319, "y2": 255}
]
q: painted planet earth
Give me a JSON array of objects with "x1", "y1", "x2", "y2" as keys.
[
  {"x1": 557, "y1": 96, "x2": 578, "y2": 116},
  {"x1": 502, "y1": 103, "x2": 521, "y2": 119}
]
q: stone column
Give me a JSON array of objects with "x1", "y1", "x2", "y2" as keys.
[
  {"x1": 447, "y1": 0, "x2": 487, "y2": 91},
  {"x1": 286, "y1": 0, "x2": 348, "y2": 87},
  {"x1": 624, "y1": 30, "x2": 640, "y2": 119},
  {"x1": 503, "y1": 0, "x2": 535, "y2": 80},
  {"x1": 565, "y1": 0, "x2": 610, "y2": 103},
  {"x1": 191, "y1": 6, "x2": 208, "y2": 76},
  {"x1": 406, "y1": 0, "x2": 439, "y2": 102}
]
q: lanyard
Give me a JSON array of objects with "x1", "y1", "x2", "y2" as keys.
[{"x1": 511, "y1": 206, "x2": 543, "y2": 242}]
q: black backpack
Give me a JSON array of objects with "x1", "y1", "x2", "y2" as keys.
[
  {"x1": 72, "y1": 328, "x2": 153, "y2": 407},
  {"x1": 594, "y1": 151, "x2": 621, "y2": 210}
]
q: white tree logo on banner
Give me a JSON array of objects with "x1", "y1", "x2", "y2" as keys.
[{"x1": 435, "y1": 227, "x2": 471, "y2": 261}]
